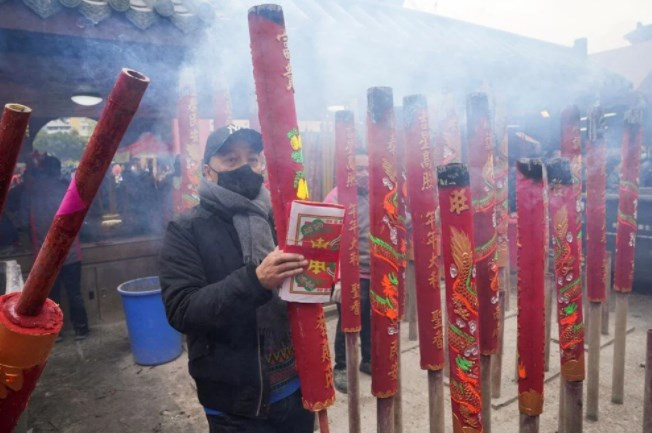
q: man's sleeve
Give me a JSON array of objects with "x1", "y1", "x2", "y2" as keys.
[{"x1": 158, "y1": 220, "x2": 272, "y2": 335}]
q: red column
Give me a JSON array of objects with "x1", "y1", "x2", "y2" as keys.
[
  {"x1": 614, "y1": 105, "x2": 644, "y2": 294},
  {"x1": 547, "y1": 158, "x2": 585, "y2": 382},
  {"x1": 403, "y1": 94, "x2": 444, "y2": 371},
  {"x1": 467, "y1": 93, "x2": 499, "y2": 356},
  {"x1": 437, "y1": 163, "x2": 483, "y2": 433},
  {"x1": 515, "y1": 159, "x2": 547, "y2": 416},
  {"x1": 334, "y1": 111, "x2": 362, "y2": 333},
  {"x1": 367, "y1": 86, "x2": 401, "y2": 398},
  {"x1": 586, "y1": 107, "x2": 607, "y2": 302},
  {"x1": 248, "y1": 5, "x2": 334, "y2": 415}
]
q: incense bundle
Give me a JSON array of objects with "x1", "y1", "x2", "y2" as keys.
[
  {"x1": 437, "y1": 163, "x2": 483, "y2": 433},
  {"x1": 547, "y1": 158, "x2": 585, "y2": 382},
  {"x1": 467, "y1": 93, "x2": 499, "y2": 356},
  {"x1": 516, "y1": 159, "x2": 547, "y2": 418},
  {"x1": 367, "y1": 87, "x2": 401, "y2": 399},
  {"x1": 585, "y1": 108, "x2": 607, "y2": 302},
  {"x1": 403, "y1": 94, "x2": 444, "y2": 371},
  {"x1": 334, "y1": 110, "x2": 362, "y2": 333},
  {"x1": 0, "y1": 68, "x2": 149, "y2": 433},
  {"x1": 248, "y1": 5, "x2": 335, "y2": 417},
  {"x1": 175, "y1": 72, "x2": 201, "y2": 213}
]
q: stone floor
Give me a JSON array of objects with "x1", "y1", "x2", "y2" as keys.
[{"x1": 27, "y1": 292, "x2": 652, "y2": 433}]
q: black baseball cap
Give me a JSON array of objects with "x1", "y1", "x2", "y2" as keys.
[{"x1": 203, "y1": 125, "x2": 263, "y2": 164}]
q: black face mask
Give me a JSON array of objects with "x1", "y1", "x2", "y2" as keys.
[{"x1": 213, "y1": 164, "x2": 264, "y2": 200}]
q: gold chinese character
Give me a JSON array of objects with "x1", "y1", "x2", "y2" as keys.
[
  {"x1": 316, "y1": 315, "x2": 328, "y2": 337},
  {"x1": 422, "y1": 170, "x2": 435, "y2": 191},
  {"x1": 450, "y1": 188, "x2": 469, "y2": 214},
  {"x1": 308, "y1": 260, "x2": 327, "y2": 274}
]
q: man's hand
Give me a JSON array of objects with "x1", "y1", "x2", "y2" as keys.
[{"x1": 256, "y1": 248, "x2": 308, "y2": 290}]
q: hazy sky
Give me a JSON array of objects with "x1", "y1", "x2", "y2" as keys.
[{"x1": 404, "y1": 0, "x2": 652, "y2": 53}]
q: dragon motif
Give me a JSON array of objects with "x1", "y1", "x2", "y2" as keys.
[{"x1": 451, "y1": 227, "x2": 478, "y2": 315}]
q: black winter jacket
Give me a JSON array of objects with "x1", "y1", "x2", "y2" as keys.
[{"x1": 158, "y1": 201, "x2": 275, "y2": 418}]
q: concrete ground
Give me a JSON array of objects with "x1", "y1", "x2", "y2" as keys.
[{"x1": 27, "y1": 292, "x2": 651, "y2": 433}]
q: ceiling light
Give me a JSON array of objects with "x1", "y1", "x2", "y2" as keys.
[
  {"x1": 327, "y1": 105, "x2": 346, "y2": 112},
  {"x1": 71, "y1": 93, "x2": 103, "y2": 107}
]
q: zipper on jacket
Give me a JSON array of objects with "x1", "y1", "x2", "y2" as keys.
[{"x1": 255, "y1": 335, "x2": 264, "y2": 417}]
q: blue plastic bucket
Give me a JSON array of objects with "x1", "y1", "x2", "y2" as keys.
[{"x1": 117, "y1": 276, "x2": 182, "y2": 365}]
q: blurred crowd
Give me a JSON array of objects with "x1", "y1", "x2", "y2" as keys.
[{"x1": 0, "y1": 152, "x2": 176, "y2": 256}]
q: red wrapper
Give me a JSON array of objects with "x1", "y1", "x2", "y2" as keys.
[
  {"x1": 467, "y1": 93, "x2": 499, "y2": 356},
  {"x1": 586, "y1": 107, "x2": 607, "y2": 301},
  {"x1": 334, "y1": 111, "x2": 362, "y2": 332},
  {"x1": 367, "y1": 87, "x2": 401, "y2": 398},
  {"x1": 174, "y1": 74, "x2": 202, "y2": 214},
  {"x1": 436, "y1": 163, "x2": 483, "y2": 433},
  {"x1": 547, "y1": 158, "x2": 585, "y2": 382},
  {"x1": 0, "y1": 104, "x2": 31, "y2": 216},
  {"x1": 15, "y1": 69, "x2": 149, "y2": 316},
  {"x1": 614, "y1": 105, "x2": 645, "y2": 294},
  {"x1": 0, "y1": 293, "x2": 63, "y2": 433},
  {"x1": 560, "y1": 106, "x2": 583, "y2": 252},
  {"x1": 248, "y1": 5, "x2": 334, "y2": 412},
  {"x1": 516, "y1": 159, "x2": 547, "y2": 416},
  {"x1": 403, "y1": 94, "x2": 444, "y2": 371}
]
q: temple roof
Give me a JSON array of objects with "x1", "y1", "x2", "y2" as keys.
[{"x1": 0, "y1": 0, "x2": 213, "y2": 33}]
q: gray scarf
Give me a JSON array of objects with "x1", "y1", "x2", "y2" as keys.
[
  {"x1": 198, "y1": 179, "x2": 295, "y2": 368},
  {"x1": 198, "y1": 178, "x2": 275, "y2": 265}
]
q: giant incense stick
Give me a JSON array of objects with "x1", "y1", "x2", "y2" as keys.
[
  {"x1": 467, "y1": 93, "x2": 498, "y2": 433},
  {"x1": 437, "y1": 163, "x2": 483, "y2": 433},
  {"x1": 404, "y1": 94, "x2": 445, "y2": 433},
  {"x1": 516, "y1": 159, "x2": 547, "y2": 433},
  {"x1": 585, "y1": 106, "x2": 607, "y2": 421},
  {"x1": 0, "y1": 104, "x2": 31, "y2": 216},
  {"x1": 248, "y1": 6, "x2": 334, "y2": 430},
  {"x1": 394, "y1": 106, "x2": 408, "y2": 433},
  {"x1": 612, "y1": 100, "x2": 645, "y2": 405},
  {"x1": 334, "y1": 110, "x2": 362, "y2": 433},
  {"x1": 367, "y1": 86, "x2": 401, "y2": 433},
  {"x1": 547, "y1": 157, "x2": 585, "y2": 433},
  {"x1": 492, "y1": 105, "x2": 509, "y2": 398},
  {"x1": 0, "y1": 69, "x2": 148, "y2": 433}
]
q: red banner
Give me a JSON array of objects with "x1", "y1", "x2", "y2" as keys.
[
  {"x1": 248, "y1": 5, "x2": 334, "y2": 412},
  {"x1": 334, "y1": 111, "x2": 362, "y2": 332},
  {"x1": 403, "y1": 94, "x2": 444, "y2": 371},
  {"x1": 367, "y1": 86, "x2": 401, "y2": 398},
  {"x1": 516, "y1": 159, "x2": 547, "y2": 416},
  {"x1": 175, "y1": 73, "x2": 202, "y2": 214},
  {"x1": 614, "y1": 105, "x2": 645, "y2": 294},
  {"x1": 467, "y1": 93, "x2": 499, "y2": 356},
  {"x1": 437, "y1": 163, "x2": 483, "y2": 433},
  {"x1": 547, "y1": 158, "x2": 585, "y2": 382},
  {"x1": 586, "y1": 108, "x2": 607, "y2": 301},
  {"x1": 395, "y1": 109, "x2": 408, "y2": 321}
]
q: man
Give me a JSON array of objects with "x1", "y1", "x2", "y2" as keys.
[
  {"x1": 28, "y1": 155, "x2": 89, "y2": 341},
  {"x1": 159, "y1": 126, "x2": 314, "y2": 433},
  {"x1": 324, "y1": 148, "x2": 371, "y2": 394}
]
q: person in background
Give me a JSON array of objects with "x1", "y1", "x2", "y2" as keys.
[
  {"x1": 324, "y1": 147, "x2": 371, "y2": 394},
  {"x1": 28, "y1": 155, "x2": 89, "y2": 341},
  {"x1": 159, "y1": 126, "x2": 314, "y2": 433}
]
